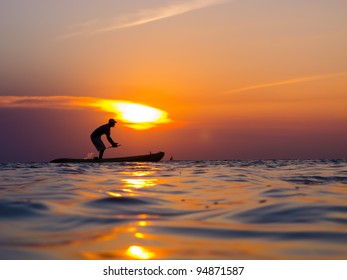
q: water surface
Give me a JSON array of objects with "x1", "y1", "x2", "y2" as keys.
[{"x1": 1, "y1": 160, "x2": 347, "y2": 259}]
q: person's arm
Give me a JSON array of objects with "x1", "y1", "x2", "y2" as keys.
[{"x1": 106, "y1": 135, "x2": 118, "y2": 147}]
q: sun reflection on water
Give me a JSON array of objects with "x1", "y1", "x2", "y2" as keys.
[
  {"x1": 107, "y1": 191, "x2": 122, "y2": 197},
  {"x1": 80, "y1": 218, "x2": 160, "y2": 260},
  {"x1": 81, "y1": 167, "x2": 162, "y2": 260},
  {"x1": 122, "y1": 178, "x2": 157, "y2": 189},
  {"x1": 121, "y1": 170, "x2": 158, "y2": 191},
  {"x1": 134, "y1": 232, "x2": 145, "y2": 239},
  {"x1": 126, "y1": 245, "x2": 155, "y2": 259},
  {"x1": 138, "y1": 221, "x2": 148, "y2": 227}
]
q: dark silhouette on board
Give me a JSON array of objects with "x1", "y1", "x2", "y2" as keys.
[{"x1": 90, "y1": 119, "x2": 119, "y2": 159}]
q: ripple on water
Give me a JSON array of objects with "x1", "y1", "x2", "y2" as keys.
[
  {"x1": 0, "y1": 200, "x2": 49, "y2": 219},
  {"x1": 261, "y1": 188, "x2": 307, "y2": 198},
  {"x1": 152, "y1": 225, "x2": 347, "y2": 243},
  {"x1": 232, "y1": 203, "x2": 347, "y2": 225},
  {"x1": 282, "y1": 175, "x2": 347, "y2": 185},
  {"x1": 87, "y1": 196, "x2": 155, "y2": 206},
  {"x1": 84, "y1": 195, "x2": 195, "y2": 218}
]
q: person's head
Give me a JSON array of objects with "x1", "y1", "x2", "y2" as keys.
[{"x1": 108, "y1": 118, "x2": 117, "y2": 127}]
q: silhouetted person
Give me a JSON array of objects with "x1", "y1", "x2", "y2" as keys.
[{"x1": 91, "y1": 119, "x2": 119, "y2": 159}]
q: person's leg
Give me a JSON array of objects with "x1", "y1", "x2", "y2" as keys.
[
  {"x1": 99, "y1": 149, "x2": 105, "y2": 159},
  {"x1": 91, "y1": 137, "x2": 106, "y2": 159}
]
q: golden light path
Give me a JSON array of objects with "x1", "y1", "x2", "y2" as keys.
[{"x1": 85, "y1": 170, "x2": 158, "y2": 260}]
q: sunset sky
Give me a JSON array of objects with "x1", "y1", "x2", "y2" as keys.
[{"x1": 1, "y1": 0, "x2": 347, "y2": 162}]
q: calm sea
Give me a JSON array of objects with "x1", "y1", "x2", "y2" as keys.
[{"x1": 0, "y1": 160, "x2": 347, "y2": 260}]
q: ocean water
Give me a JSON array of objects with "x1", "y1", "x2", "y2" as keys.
[{"x1": 0, "y1": 159, "x2": 347, "y2": 260}]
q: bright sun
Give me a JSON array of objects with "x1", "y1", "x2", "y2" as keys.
[
  {"x1": 94, "y1": 100, "x2": 171, "y2": 130},
  {"x1": 114, "y1": 102, "x2": 162, "y2": 123}
]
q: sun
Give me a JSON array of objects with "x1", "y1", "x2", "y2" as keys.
[
  {"x1": 114, "y1": 102, "x2": 163, "y2": 123},
  {"x1": 94, "y1": 100, "x2": 171, "y2": 130}
]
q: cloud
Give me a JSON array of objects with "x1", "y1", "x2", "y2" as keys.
[
  {"x1": 0, "y1": 96, "x2": 172, "y2": 130},
  {"x1": 58, "y1": 0, "x2": 233, "y2": 39},
  {"x1": 0, "y1": 96, "x2": 89, "y2": 109},
  {"x1": 226, "y1": 71, "x2": 347, "y2": 93},
  {"x1": 100, "y1": 0, "x2": 232, "y2": 31}
]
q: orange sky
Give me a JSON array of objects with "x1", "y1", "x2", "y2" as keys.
[{"x1": 1, "y1": 0, "x2": 347, "y2": 162}]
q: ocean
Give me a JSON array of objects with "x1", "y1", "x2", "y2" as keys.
[{"x1": 0, "y1": 159, "x2": 347, "y2": 260}]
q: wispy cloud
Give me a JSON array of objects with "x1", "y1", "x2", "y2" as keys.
[
  {"x1": 226, "y1": 71, "x2": 347, "y2": 93},
  {"x1": 0, "y1": 96, "x2": 95, "y2": 110},
  {"x1": 58, "y1": 0, "x2": 233, "y2": 40}
]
